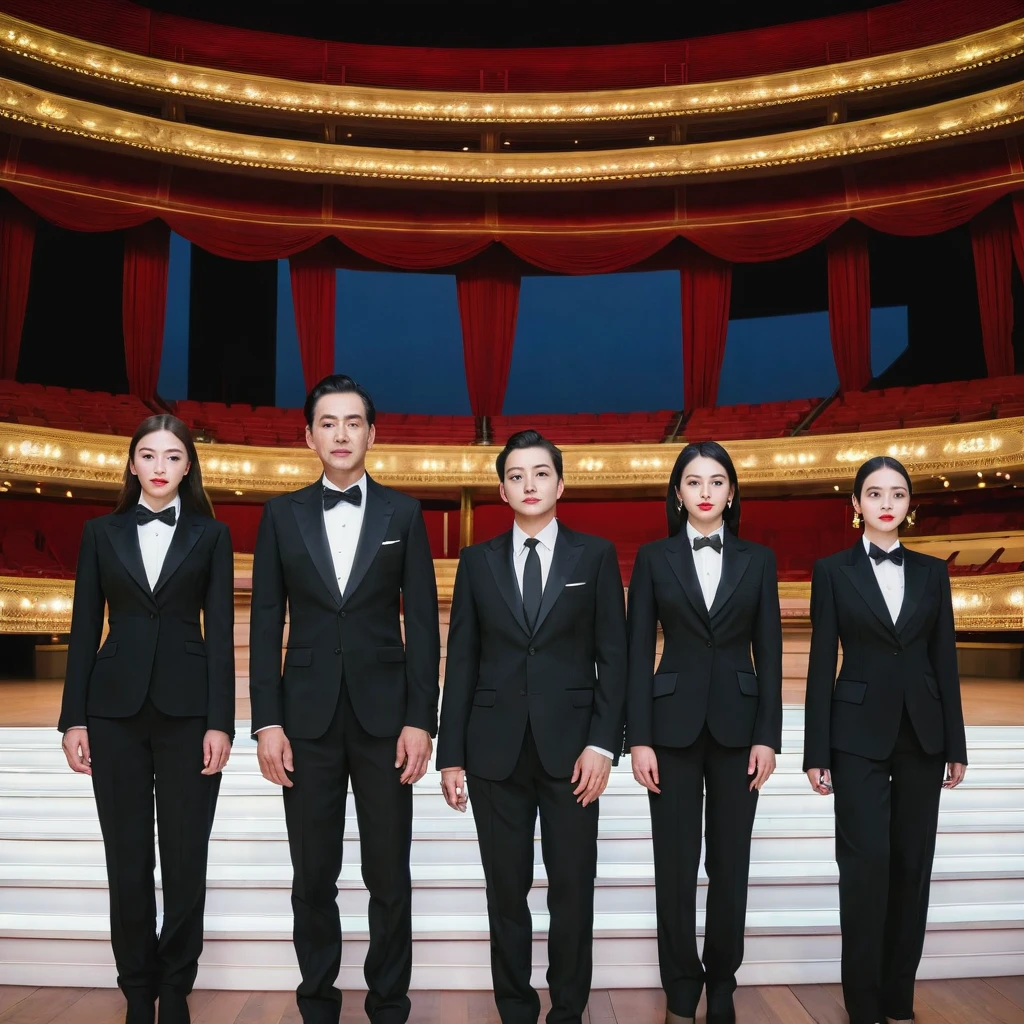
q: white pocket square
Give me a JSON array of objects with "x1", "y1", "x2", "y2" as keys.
[
  {"x1": 564, "y1": 581, "x2": 587, "y2": 588},
  {"x1": 381, "y1": 539, "x2": 402, "y2": 546}
]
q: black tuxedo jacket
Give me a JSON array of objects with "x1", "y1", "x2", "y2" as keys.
[
  {"x1": 803, "y1": 541, "x2": 968, "y2": 770},
  {"x1": 626, "y1": 530, "x2": 783, "y2": 753},
  {"x1": 249, "y1": 475, "x2": 440, "y2": 741},
  {"x1": 436, "y1": 523, "x2": 627, "y2": 781},
  {"x1": 58, "y1": 511, "x2": 236, "y2": 737}
]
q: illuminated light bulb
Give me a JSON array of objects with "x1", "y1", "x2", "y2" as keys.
[
  {"x1": 943, "y1": 480, "x2": 950, "y2": 488},
  {"x1": 34, "y1": 486, "x2": 41, "y2": 494},
  {"x1": 234, "y1": 490, "x2": 243, "y2": 496},
  {"x1": 833, "y1": 485, "x2": 840, "y2": 491},
  {"x1": 65, "y1": 491, "x2": 72, "y2": 498}
]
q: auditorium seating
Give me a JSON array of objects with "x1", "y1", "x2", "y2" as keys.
[
  {"x1": 684, "y1": 397, "x2": 820, "y2": 440},
  {"x1": 0, "y1": 381, "x2": 155, "y2": 436},
  {"x1": 0, "y1": 525, "x2": 66, "y2": 577}
]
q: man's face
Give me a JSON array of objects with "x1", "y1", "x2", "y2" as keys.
[
  {"x1": 499, "y1": 446, "x2": 564, "y2": 519},
  {"x1": 305, "y1": 391, "x2": 375, "y2": 474}
]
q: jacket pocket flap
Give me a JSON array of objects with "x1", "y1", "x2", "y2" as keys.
[
  {"x1": 652, "y1": 673, "x2": 677, "y2": 698},
  {"x1": 284, "y1": 647, "x2": 312, "y2": 667},
  {"x1": 570, "y1": 689, "x2": 594, "y2": 707},
  {"x1": 833, "y1": 678, "x2": 867, "y2": 704},
  {"x1": 472, "y1": 689, "x2": 496, "y2": 707},
  {"x1": 737, "y1": 671, "x2": 759, "y2": 696},
  {"x1": 184, "y1": 640, "x2": 206, "y2": 657},
  {"x1": 95, "y1": 642, "x2": 117, "y2": 660},
  {"x1": 924, "y1": 673, "x2": 940, "y2": 698},
  {"x1": 377, "y1": 646, "x2": 406, "y2": 663}
]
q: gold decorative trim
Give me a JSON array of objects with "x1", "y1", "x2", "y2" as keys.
[
  {"x1": 1, "y1": 418, "x2": 1022, "y2": 491},
  {"x1": 1, "y1": 15, "x2": 1023, "y2": 125},
  {"x1": 0, "y1": 575, "x2": 73, "y2": 634}
]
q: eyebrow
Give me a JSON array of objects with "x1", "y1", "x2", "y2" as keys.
[
  {"x1": 137, "y1": 446, "x2": 185, "y2": 454},
  {"x1": 319, "y1": 412, "x2": 364, "y2": 422},
  {"x1": 506, "y1": 463, "x2": 553, "y2": 473},
  {"x1": 683, "y1": 472, "x2": 726, "y2": 480}
]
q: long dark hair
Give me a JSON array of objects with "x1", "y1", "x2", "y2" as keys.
[
  {"x1": 112, "y1": 414, "x2": 214, "y2": 517},
  {"x1": 666, "y1": 440, "x2": 741, "y2": 538}
]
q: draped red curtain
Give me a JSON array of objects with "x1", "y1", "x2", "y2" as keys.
[
  {"x1": 827, "y1": 221, "x2": 872, "y2": 393},
  {"x1": 288, "y1": 252, "x2": 336, "y2": 392},
  {"x1": 0, "y1": 193, "x2": 35, "y2": 380},
  {"x1": 456, "y1": 253, "x2": 522, "y2": 419},
  {"x1": 680, "y1": 247, "x2": 732, "y2": 411},
  {"x1": 970, "y1": 202, "x2": 1016, "y2": 378},
  {"x1": 122, "y1": 220, "x2": 170, "y2": 398}
]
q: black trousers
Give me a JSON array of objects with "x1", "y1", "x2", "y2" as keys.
[
  {"x1": 830, "y1": 709, "x2": 946, "y2": 1024},
  {"x1": 283, "y1": 685, "x2": 413, "y2": 1024},
  {"x1": 468, "y1": 727, "x2": 599, "y2": 1024},
  {"x1": 88, "y1": 698, "x2": 220, "y2": 1010},
  {"x1": 648, "y1": 729, "x2": 759, "y2": 1018}
]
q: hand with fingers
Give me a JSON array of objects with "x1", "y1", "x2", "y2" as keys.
[
  {"x1": 943, "y1": 762, "x2": 966, "y2": 789},
  {"x1": 440, "y1": 767, "x2": 468, "y2": 812},
  {"x1": 572, "y1": 748, "x2": 611, "y2": 806},
  {"x1": 630, "y1": 744, "x2": 660, "y2": 794},
  {"x1": 62, "y1": 728, "x2": 91, "y2": 776},
  {"x1": 806, "y1": 767, "x2": 833, "y2": 795},
  {"x1": 747, "y1": 744, "x2": 776, "y2": 792},
  {"x1": 202, "y1": 730, "x2": 232, "y2": 775},
  {"x1": 256, "y1": 726, "x2": 294, "y2": 787},
  {"x1": 396, "y1": 726, "x2": 433, "y2": 785}
]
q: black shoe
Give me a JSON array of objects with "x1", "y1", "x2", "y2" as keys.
[
  {"x1": 125, "y1": 1000, "x2": 155, "y2": 1024},
  {"x1": 706, "y1": 991, "x2": 736, "y2": 1024},
  {"x1": 156, "y1": 990, "x2": 190, "y2": 1024}
]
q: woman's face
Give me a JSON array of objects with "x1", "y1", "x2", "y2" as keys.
[
  {"x1": 853, "y1": 467, "x2": 910, "y2": 539},
  {"x1": 129, "y1": 429, "x2": 190, "y2": 506},
  {"x1": 676, "y1": 456, "x2": 735, "y2": 532}
]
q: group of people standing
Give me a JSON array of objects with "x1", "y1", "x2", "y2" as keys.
[{"x1": 58, "y1": 373, "x2": 967, "y2": 1024}]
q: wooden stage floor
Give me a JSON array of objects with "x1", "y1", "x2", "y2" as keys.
[
  {"x1": 0, "y1": 677, "x2": 1022, "y2": 728},
  {"x1": 2, "y1": 980, "x2": 1024, "y2": 1023}
]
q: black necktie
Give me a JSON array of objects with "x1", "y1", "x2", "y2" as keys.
[
  {"x1": 135, "y1": 505, "x2": 176, "y2": 527},
  {"x1": 869, "y1": 543, "x2": 903, "y2": 566},
  {"x1": 323, "y1": 485, "x2": 362, "y2": 511},
  {"x1": 522, "y1": 537, "x2": 542, "y2": 632},
  {"x1": 692, "y1": 534, "x2": 723, "y2": 554}
]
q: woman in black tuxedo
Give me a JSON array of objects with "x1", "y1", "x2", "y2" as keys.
[
  {"x1": 803, "y1": 456, "x2": 967, "y2": 1024},
  {"x1": 59, "y1": 414, "x2": 235, "y2": 1024},
  {"x1": 627, "y1": 441, "x2": 782, "y2": 1024}
]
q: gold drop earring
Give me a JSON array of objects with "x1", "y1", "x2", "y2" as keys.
[
  {"x1": 852, "y1": 511, "x2": 862, "y2": 529},
  {"x1": 905, "y1": 509, "x2": 917, "y2": 528}
]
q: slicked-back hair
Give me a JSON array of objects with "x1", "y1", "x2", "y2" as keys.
[
  {"x1": 495, "y1": 430, "x2": 564, "y2": 482},
  {"x1": 303, "y1": 374, "x2": 376, "y2": 429},
  {"x1": 852, "y1": 456, "x2": 913, "y2": 502},
  {"x1": 666, "y1": 440, "x2": 741, "y2": 537}
]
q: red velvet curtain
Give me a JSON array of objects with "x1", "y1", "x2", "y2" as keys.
[
  {"x1": 122, "y1": 220, "x2": 170, "y2": 398},
  {"x1": 827, "y1": 221, "x2": 872, "y2": 392},
  {"x1": 970, "y1": 202, "x2": 1015, "y2": 378},
  {"x1": 288, "y1": 252, "x2": 336, "y2": 392},
  {"x1": 0, "y1": 193, "x2": 35, "y2": 380},
  {"x1": 681, "y1": 246, "x2": 732, "y2": 411},
  {"x1": 456, "y1": 253, "x2": 521, "y2": 418}
]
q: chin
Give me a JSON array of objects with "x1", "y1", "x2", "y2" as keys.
[{"x1": 517, "y1": 503, "x2": 554, "y2": 517}]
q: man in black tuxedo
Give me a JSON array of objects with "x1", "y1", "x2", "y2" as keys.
[
  {"x1": 437, "y1": 430, "x2": 627, "y2": 1024},
  {"x1": 249, "y1": 375, "x2": 440, "y2": 1024}
]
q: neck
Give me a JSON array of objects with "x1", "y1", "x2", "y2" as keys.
[
  {"x1": 863, "y1": 525, "x2": 898, "y2": 550},
  {"x1": 688, "y1": 516, "x2": 723, "y2": 537},
  {"x1": 515, "y1": 509, "x2": 556, "y2": 537},
  {"x1": 323, "y1": 465, "x2": 365, "y2": 491},
  {"x1": 141, "y1": 489, "x2": 177, "y2": 513}
]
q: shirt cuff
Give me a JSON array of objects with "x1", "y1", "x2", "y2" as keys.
[
  {"x1": 254, "y1": 725, "x2": 283, "y2": 734},
  {"x1": 585, "y1": 744, "x2": 613, "y2": 759},
  {"x1": 65, "y1": 726, "x2": 87, "y2": 731}
]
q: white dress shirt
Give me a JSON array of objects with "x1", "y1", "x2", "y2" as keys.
[
  {"x1": 686, "y1": 521, "x2": 724, "y2": 610},
  {"x1": 863, "y1": 534, "x2": 904, "y2": 623},
  {"x1": 323, "y1": 473, "x2": 367, "y2": 597},
  {"x1": 511, "y1": 517, "x2": 612, "y2": 762},
  {"x1": 138, "y1": 493, "x2": 181, "y2": 591}
]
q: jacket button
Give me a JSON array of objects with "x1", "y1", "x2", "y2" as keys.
[
  {"x1": 529, "y1": 647, "x2": 535, "y2": 655},
  {"x1": 519, "y1": 689, "x2": 526, "y2": 696},
  {"x1": 334, "y1": 648, "x2": 341, "y2": 655},
  {"x1": 706, "y1": 640, "x2": 712, "y2": 648},
  {"x1": 893, "y1": 651, "x2": 899, "y2": 656},
  {"x1": 149, "y1": 613, "x2": 156, "y2": 620},
  {"x1": 340, "y1": 611, "x2": 346, "y2": 618}
]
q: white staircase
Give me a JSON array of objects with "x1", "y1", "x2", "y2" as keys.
[{"x1": 1, "y1": 711, "x2": 1022, "y2": 990}]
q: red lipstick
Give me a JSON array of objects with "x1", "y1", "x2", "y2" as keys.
[
  {"x1": 879, "y1": 514, "x2": 895, "y2": 521},
  {"x1": 698, "y1": 502, "x2": 714, "y2": 511}
]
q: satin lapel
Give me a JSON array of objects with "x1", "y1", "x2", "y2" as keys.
[
  {"x1": 342, "y1": 479, "x2": 394, "y2": 603},
  {"x1": 840, "y1": 542, "x2": 898, "y2": 638},
  {"x1": 153, "y1": 515, "x2": 205, "y2": 593},
  {"x1": 484, "y1": 532, "x2": 530, "y2": 636},
  {"x1": 708, "y1": 534, "x2": 752, "y2": 620},
  {"x1": 103, "y1": 515, "x2": 153, "y2": 600},
  {"x1": 665, "y1": 535, "x2": 710, "y2": 626},
  {"x1": 291, "y1": 485, "x2": 343, "y2": 607},
  {"x1": 531, "y1": 525, "x2": 585, "y2": 636},
  {"x1": 895, "y1": 549, "x2": 926, "y2": 635}
]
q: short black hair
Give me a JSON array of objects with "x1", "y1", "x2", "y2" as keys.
[
  {"x1": 495, "y1": 430, "x2": 563, "y2": 482},
  {"x1": 303, "y1": 374, "x2": 376, "y2": 429},
  {"x1": 666, "y1": 440, "x2": 742, "y2": 537},
  {"x1": 853, "y1": 456, "x2": 913, "y2": 501}
]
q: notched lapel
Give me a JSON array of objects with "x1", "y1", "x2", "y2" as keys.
[
  {"x1": 153, "y1": 517, "x2": 204, "y2": 593},
  {"x1": 709, "y1": 537, "x2": 751, "y2": 620},
  {"x1": 665, "y1": 536, "x2": 710, "y2": 625},
  {"x1": 484, "y1": 533, "x2": 530, "y2": 636},
  {"x1": 841, "y1": 544, "x2": 898, "y2": 637},
  {"x1": 531, "y1": 528, "x2": 585, "y2": 636},
  {"x1": 104, "y1": 515, "x2": 153, "y2": 599},
  {"x1": 291, "y1": 488, "x2": 343, "y2": 607},
  {"x1": 343, "y1": 481, "x2": 394, "y2": 603},
  {"x1": 895, "y1": 551, "x2": 926, "y2": 634}
]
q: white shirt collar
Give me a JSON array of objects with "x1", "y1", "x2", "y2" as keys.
[
  {"x1": 138, "y1": 493, "x2": 181, "y2": 517},
  {"x1": 862, "y1": 534, "x2": 901, "y2": 555},
  {"x1": 685, "y1": 521, "x2": 725, "y2": 547},
  {"x1": 513, "y1": 517, "x2": 559, "y2": 554},
  {"x1": 322, "y1": 473, "x2": 366, "y2": 495}
]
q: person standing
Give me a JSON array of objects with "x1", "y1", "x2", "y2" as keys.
[
  {"x1": 803, "y1": 456, "x2": 967, "y2": 1024},
  {"x1": 60, "y1": 414, "x2": 234, "y2": 1024},
  {"x1": 249, "y1": 374, "x2": 440, "y2": 1024},
  {"x1": 626, "y1": 440, "x2": 782, "y2": 1024}
]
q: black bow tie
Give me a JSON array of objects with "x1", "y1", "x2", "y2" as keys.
[
  {"x1": 135, "y1": 505, "x2": 176, "y2": 527},
  {"x1": 692, "y1": 534, "x2": 723, "y2": 554},
  {"x1": 869, "y1": 543, "x2": 903, "y2": 566},
  {"x1": 323, "y1": 484, "x2": 362, "y2": 511}
]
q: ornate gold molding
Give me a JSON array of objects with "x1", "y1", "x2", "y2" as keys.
[
  {"x1": 1, "y1": 14, "x2": 1022, "y2": 125},
  {"x1": 1, "y1": 418, "x2": 1022, "y2": 492}
]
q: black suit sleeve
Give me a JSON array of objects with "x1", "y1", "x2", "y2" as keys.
[
  {"x1": 751, "y1": 547, "x2": 783, "y2": 753},
  {"x1": 58, "y1": 520, "x2": 104, "y2": 733},
  {"x1": 204, "y1": 524, "x2": 236, "y2": 739},
  {"x1": 929, "y1": 564, "x2": 968, "y2": 765},
  {"x1": 803, "y1": 558, "x2": 839, "y2": 771},
  {"x1": 588, "y1": 541, "x2": 628, "y2": 756},
  {"x1": 436, "y1": 552, "x2": 479, "y2": 770},
  {"x1": 249, "y1": 501, "x2": 287, "y2": 735},
  {"x1": 401, "y1": 501, "x2": 441, "y2": 736},
  {"x1": 625, "y1": 545, "x2": 657, "y2": 750}
]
